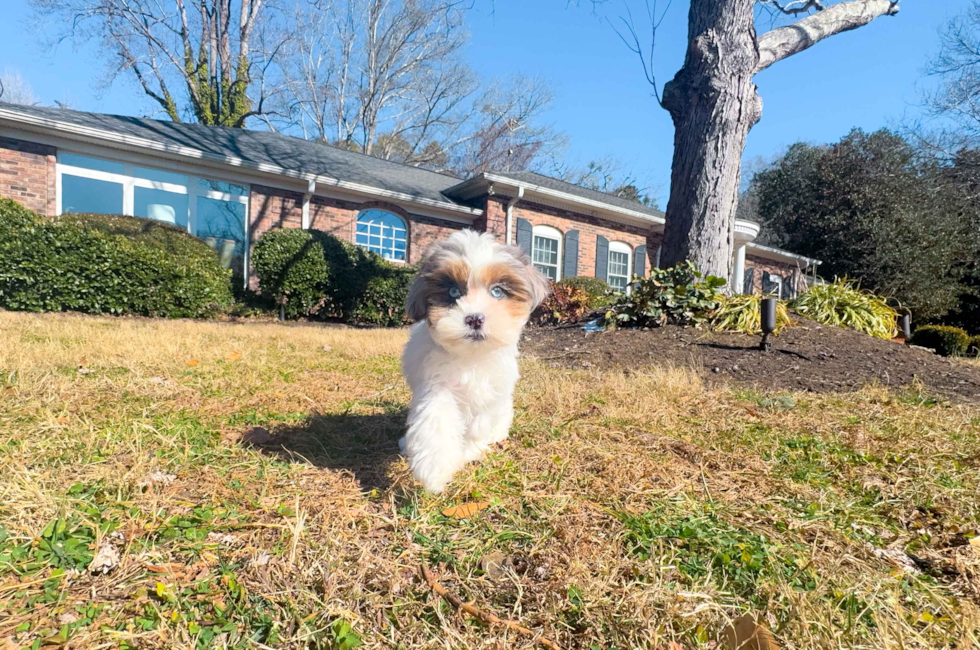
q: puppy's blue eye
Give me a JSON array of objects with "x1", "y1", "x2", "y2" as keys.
[
  {"x1": 449, "y1": 286, "x2": 462, "y2": 299},
  {"x1": 489, "y1": 286, "x2": 505, "y2": 299}
]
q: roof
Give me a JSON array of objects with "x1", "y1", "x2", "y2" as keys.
[
  {"x1": 0, "y1": 102, "x2": 464, "y2": 208},
  {"x1": 483, "y1": 170, "x2": 666, "y2": 220}
]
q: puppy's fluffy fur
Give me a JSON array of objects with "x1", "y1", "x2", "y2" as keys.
[{"x1": 400, "y1": 230, "x2": 550, "y2": 492}]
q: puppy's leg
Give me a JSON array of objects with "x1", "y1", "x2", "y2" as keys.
[
  {"x1": 402, "y1": 389, "x2": 465, "y2": 493},
  {"x1": 462, "y1": 396, "x2": 514, "y2": 463}
]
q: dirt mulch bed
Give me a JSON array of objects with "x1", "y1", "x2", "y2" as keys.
[{"x1": 522, "y1": 317, "x2": 980, "y2": 401}]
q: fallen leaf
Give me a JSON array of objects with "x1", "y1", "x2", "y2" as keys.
[
  {"x1": 186, "y1": 359, "x2": 199, "y2": 367},
  {"x1": 442, "y1": 501, "x2": 491, "y2": 519},
  {"x1": 57, "y1": 612, "x2": 79, "y2": 625},
  {"x1": 55, "y1": 416, "x2": 69, "y2": 424},
  {"x1": 226, "y1": 352, "x2": 242, "y2": 362},
  {"x1": 273, "y1": 392, "x2": 287, "y2": 398},
  {"x1": 969, "y1": 536, "x2": 980, "y2": 548},
  {"x1": 480, "y1": 551, "x2": 512, "y2": 580},
  {"x1": 88, "y1": 540, "x2": 120, "y2": 575},
  {"x1": 138, "y1": 471, "x2": 176, "y2": 488},
  {"x1": 722, "y1": 615, "x2": 780, "y2": 650}
]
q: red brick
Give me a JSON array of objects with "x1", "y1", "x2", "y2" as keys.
[{"x1": 0, "y1": 137, "x2": 56, "y2": 215}]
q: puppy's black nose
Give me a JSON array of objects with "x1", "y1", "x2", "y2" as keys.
[{"x1": 464, "y1": 313, "x2": 485, "y2": 330}]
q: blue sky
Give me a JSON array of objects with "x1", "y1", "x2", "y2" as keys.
[{"x1": 1, "y1": 0, "x2": 970, "y2": 205}]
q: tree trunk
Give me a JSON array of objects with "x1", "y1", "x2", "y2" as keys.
[{"x1": 659, "y1": 0, "x2": 762, "y2": 283}]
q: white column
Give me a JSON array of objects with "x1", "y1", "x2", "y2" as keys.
[
  {"x1": 301, "y1": 179, "x2": 315, "y2": 230},
  {"x1": 733, "y1": 243, "x2": 747, "y2": 294}
]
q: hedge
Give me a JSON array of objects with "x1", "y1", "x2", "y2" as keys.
[
  {"x1": 252, "y1": 228, "x2": 416, "y2": 325},
  {"x1": 909, "y1": 325, "x2": 971, "y2": 357},
  {"x1": 251, "y1": 229, "x2": 330, "y2": 319},
  {"x1": 558, "y1": 276, "x2": 613, "y2": 308},
  {"x1": 0, "y1": 199, "x2": 233, "y2": 318}
]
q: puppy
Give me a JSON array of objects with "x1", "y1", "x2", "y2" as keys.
[{"x1": 400, "y1": 230, "x2": 550, "y2": 492}]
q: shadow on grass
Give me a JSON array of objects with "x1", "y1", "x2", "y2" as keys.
[{"x1": 244, "y1": 403, "x2": 407, "y2": 491}]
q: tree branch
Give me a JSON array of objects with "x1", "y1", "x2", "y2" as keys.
[
  {"x1": 756, "y1": 0, "x2": 899, "y2": 73},
  {"x1": 759, "y1": 0, "x2": 825, "y2": 16}
]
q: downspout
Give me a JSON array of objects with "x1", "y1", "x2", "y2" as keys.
[
  {"x1": 504, "y1": 186, "x2": 524, "y2": 245},
  {"x1": 301, "y1": 179, "x2": 316, "y2": 229}
]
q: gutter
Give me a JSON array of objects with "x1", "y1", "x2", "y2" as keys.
[
  {"x1": 0, "y1": 109, "x2": 483, "y2": 219},
  {"x1": 746, "y1": 242, "x2": 822, "y2": 268},
  {"x1": 504, "y1": 186, "x2": 524, "y2": 245}
]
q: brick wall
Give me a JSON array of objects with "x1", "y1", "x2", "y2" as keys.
[
  {"x1": 0, "y1": 137, "x2": 56, "y2": 215},
  {"x1": 496, "y1": 196, "x2": 655, "y2": 277},
  {"x1": 744, "y1": 255, "x2": 801, "y2": 296},
  {"x1": 248, "y1": 185, "x2": 464, "y2": 263}
]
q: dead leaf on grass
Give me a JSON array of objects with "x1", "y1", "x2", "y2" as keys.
[
  {"x1": 88, "y1": 540, "x2": 120, "y2": 575},
  {"x1": 138, "y1": 471, "x2": 176, "y2": 488},
  {"x1": 722, "y1": 615, "x2": 780, "y2": 650},
  {"x1": 55, "y1": 416, "x2": 69, "y2": 424},
  {"x1": 186, "y1": 359, "x2": 200, "y2": 367},
  {"x1": 969, "y1": 536, "x2": 980, "y2": 548},
  {"x1": 226, "y1": 352, "x2": 242, "y2": 362},
  {"x1": 442, "y1": 501, "x2": 490, "y2": 519}
]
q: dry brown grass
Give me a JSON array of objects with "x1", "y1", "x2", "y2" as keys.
[{"x1": 1, "y1": 311, "x2": 979, "y2": 650}]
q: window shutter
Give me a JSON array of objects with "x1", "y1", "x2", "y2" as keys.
[
  {"x1": 595, "y1": 235, "x2": 609, "y2": 282},
  {"x1": 634, "y1": 244, "x2": 647, "y2": 278},
  {"x1": 516, "y1": 218, "x2": 533, "y2": 256},
  {"x1": 782, "y1": 273, "x2": 795, "y2": 299},
  {"x1": 563, "y1": 230, "x2": 579, "y2": 278},
  {"x1": 743, "y1": 268, "x2": 755, "y2": 295},
  {"x1": 762, "y1": 272, "x2": 775, "y2": 295}
]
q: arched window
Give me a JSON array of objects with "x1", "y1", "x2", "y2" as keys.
[
  {"x1": 356, "y1": 209, "x2": 408, "y2": 261},
  {"x1": 607, "y1": 241, "x2": 632, "y2": 292},
  {"x1": 531, "y1": 225, "x2": 562, "y2": 281}
]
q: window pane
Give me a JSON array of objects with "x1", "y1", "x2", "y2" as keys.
[
  {"x1": 59, "y1": 153, "x2": 125, "y2": 174},
  {"x1": 196, "y1": 196, "x2": 246, "y2": 271},
  {"x1": 608, "y1": 274, "x2": 628, "y2": 291},
  {"x1": 61, "y1": 174, "x2": 124, "y2": 214},
  {"x1": 135, "y1": 166, "x2": 188, "y2": 186},
  {"x1": 609, "y1": 251, "x2": 629, "y2": 277},
  {"x1": 533, "y1": 263, "x2": 557, "y2": 281},
  {"x1": 533, "y1": 236, "x2": 558, "y2": 266},
  {"x1": 134, "y1": 187, "x2": 189, "y2": 228},
  {"x1": 198, "y1": 177, "x2": 249, "y2": 196},
  {"x1": 355, "y1": 210, "x2": 407, "y2": 261}
]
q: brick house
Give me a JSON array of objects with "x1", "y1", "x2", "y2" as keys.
[{"x1": 0, "y1": 102, "x2": 819, "y2": 295}]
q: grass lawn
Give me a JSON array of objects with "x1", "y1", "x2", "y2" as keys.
[{"x1": 1, "y1": 311, "x2": 978, "y2": 650}]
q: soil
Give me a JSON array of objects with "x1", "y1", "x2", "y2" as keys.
[{"x1": 521, "y1": 317, "x2": 980, "y2": 402}]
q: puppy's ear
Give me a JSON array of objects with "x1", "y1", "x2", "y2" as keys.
[
  {"x1": 502, "y1": 244, "x2": 552, "y2": 309},
  {"x1": 405, "y1": 273, "x2": 429, "y2": 323}
]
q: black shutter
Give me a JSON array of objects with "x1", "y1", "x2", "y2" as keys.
[
  {"x1": 595, "y1": 235, "x2": 609, "y2": 282},
  {"x1": 516, "y1": 218, "x2": 533, "y2": 257},
  {"x1": 634, "y1": 244, "x2": 647, "y2": 278},
  {"x1": 563, "y1": 230, "x2": 579, "y2": 278},
  {"x1": 762, "y1": 272, "x2": 776, "y2": 295},
  {"x1": 743, "y1": 268, "x2": 755, "y2": 295},
  {"x1": 782, "y1": 273, "x2": 795, "y2": 299}
]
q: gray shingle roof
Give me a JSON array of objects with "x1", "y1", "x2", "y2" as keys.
[
  {"x1": 0, "y1": 102, "x2": 464, "y2": 206},
  {"x1": 485, "y1": 170, "x2": 665, "y2": 220}
]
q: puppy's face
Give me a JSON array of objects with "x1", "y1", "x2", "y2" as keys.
[{"x1": 407, "y1": 230, "x2": 550, "y2": 353}]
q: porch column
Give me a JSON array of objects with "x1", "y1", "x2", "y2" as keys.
[{"x1": 733, "y1": 243, "x2": 747, "y2": 294}]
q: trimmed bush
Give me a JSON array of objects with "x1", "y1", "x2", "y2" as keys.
[
  {"x1": 532, "y1": 281, "x2": 592, "y2": 326},
  {"x1": 348, "y1": 265, "x2": 417, "y2": 326},
  {"x1": 558, "y1": 276, "x2": 612, "y2": 308},
  {"x1": 910, "y1": 325, "x2": 971, "y2": 357},
  {"x1": 789, "y1": 279, "x2": 898, "y2": 339},
  {"x1": 0, "y1": 199, "x2": 233, "y2": 318},
  {"x1": 604, "y1": 261, "x2": 726, "y2": 329},
  {"x1": 712, "y1": 294, "x2": 792, "y2": 335},
  {"x1": 251, "y1": 229, "x2": 330, "y2": 319}
]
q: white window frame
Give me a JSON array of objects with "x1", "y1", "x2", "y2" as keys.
[
  {"x1": 531, "y1": 225, "x2": 562, "y2": 282},
  {"x1": 768, "y1": 274, "x2": 783, "y2": 298},
  {"x1": 607, "y1": 241, "x2": 633, "y2": 293},
  {"x1": 56, "y1": 151, "x2": 251, "y2": 287},
  {"x1": 355, "y1": 210, "x2": 409, "y2": 263}
]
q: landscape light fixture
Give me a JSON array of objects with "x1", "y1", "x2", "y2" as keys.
[{"x1": 760, "y1": 297, "x2": 777, "y2": 352}]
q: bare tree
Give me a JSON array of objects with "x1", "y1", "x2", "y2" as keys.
[
  {"x1": 275, "y1": 0, "x2": 559, "y2": 174},
  {"x1": 0, "y1": 68, "x2": 41, "y2": 106},
  {"x1": 29, "y1": 0, "x2": 286, "y2": 126},
  {"x1": 612, "y1": 0, "x2": 899, "y2": 281}
]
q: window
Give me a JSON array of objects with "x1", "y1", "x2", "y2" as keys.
[
  {"x1": 356, "y1": 210, "x2": 408, "y2": 261},
  {"x1": 57, "y1": 151, "x2": 250, "y2": 284},
  {"x1": 607, "y1": 241, "x2": 632, "y2": 292},
  {"x1": 531, "y1": 225, "x2": 562, "y2": 281}
]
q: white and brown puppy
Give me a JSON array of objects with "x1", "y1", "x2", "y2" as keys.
[{"x1": 401, "y1": 230, "x2": 550, "y2": 492}]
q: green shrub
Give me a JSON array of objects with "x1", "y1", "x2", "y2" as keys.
[
  {"x1": 0, "y1": 200, "x2": 232, "y2": 318},
  {"x1": 910, "y1": 325, "x2": 971, "y2": 357},
  {"x1": 789, "y1": 279, "x2": 898, "y2": 339},
  {"x1": 532, "y1": 281, "x2": 592, "y2": 326},
  {"x1": 558, "y1": 276, "x2": 612, "y2": 308},
  {"x1": 712, "y1": 294, "x2": 792, "y2": 335},
  {"x1": 603, "y1": 261, "x2": 726, "y2": 329},
  {"x1": 347, "y1": 265, "x2": 417, "y2": 326},
  {"x1": 251, "y1": 229, "x2": 330, "y2": 319}
]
